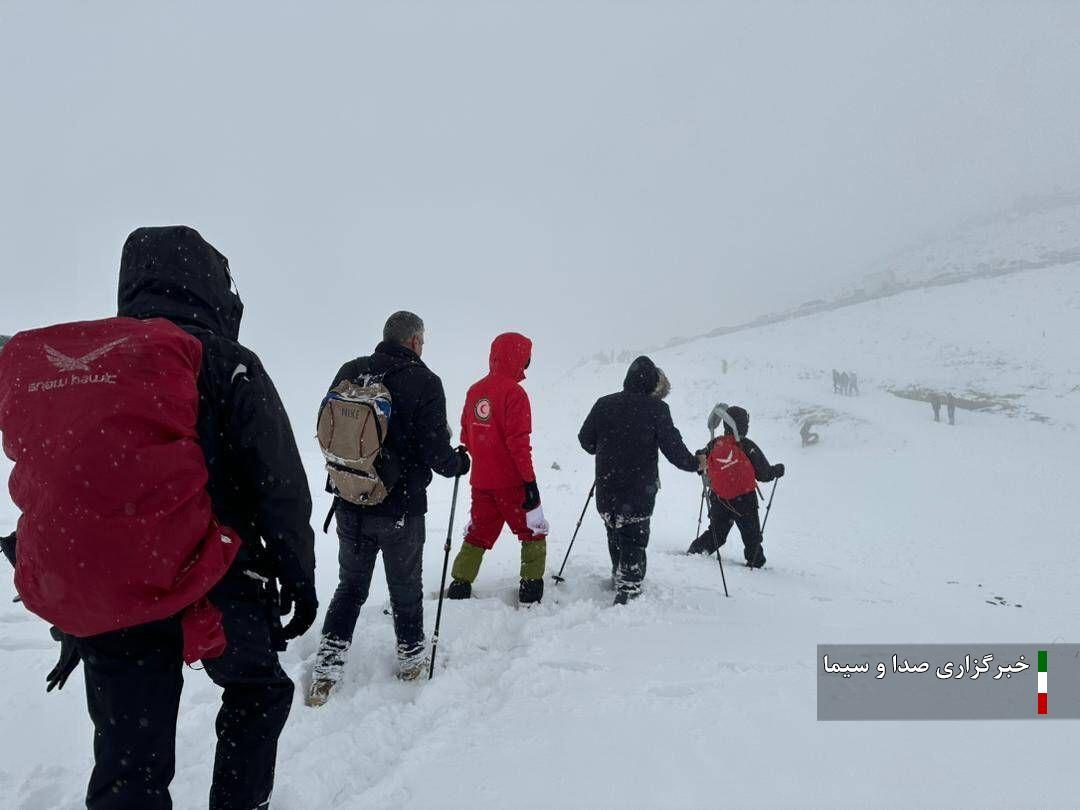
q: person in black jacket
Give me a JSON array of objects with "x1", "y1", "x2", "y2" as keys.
[
  {"x1": 687, "y1": 405, "x2": 784, "y2": 567},
  {"x1": 579, "y1": 356, "x2": 702, "y2": 605},
  {"x1": 309, "y1": 311, "x2": 469, "y2": 702},
  {"x1": 50, "y1": 225, "x2": 318, "y2": 810}
]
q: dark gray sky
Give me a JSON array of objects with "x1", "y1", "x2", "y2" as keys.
[{"x1": 2, "y1": 1, "x2": 1078, "y2": 410}]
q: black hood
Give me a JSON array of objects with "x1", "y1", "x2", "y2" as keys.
[
  {"x1": 623, "y1": 356, "x2": 660, "y2": 394},
  {"x1": 117, "y1": 226, "x2": 243, "y2": 341},
  {"x1": 723, "y1": 405, "x2": 750, "y2": 440}
]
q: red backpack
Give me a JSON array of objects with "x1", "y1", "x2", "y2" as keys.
[
  {"x1": 0, "y1": 317, "x2": 240, "y2": 662},
  {"x1": 707, "y1": 435, "x2": 757, "y2": 500}
]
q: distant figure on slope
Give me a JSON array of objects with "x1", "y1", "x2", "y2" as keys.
[
  {"x1": 832, "y1": 369, "x2": 841, "y2": 394},
  {"x1": 722, "y1": 358, "x2": 729, "y2": 374},
  {"x1": 947, "y1": 393, "x2": 957, "y2": 425},
  {"x1": 848, "y1": 371, "x2": 859, "y2": 396},
  {"x1": 930, "y1": 393, "x2": 942, "y2": 422},
  {"x1": 687, "y1": 405, "x2": 784, "y2": 568},
  {"x1": 448, "y1": 333, "x2": 548, "y2": 605},
  {"x1": 839, "y1": 371, "x2": 850, "y2": 396},
  {"x1": 579, "y1": 356, "x2": 703, "y2": 605},
  {"x1": 800, "y1": 418, "x2": 820, "y2": 447}
]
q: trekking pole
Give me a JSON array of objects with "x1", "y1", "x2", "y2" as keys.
[
  {"x1": 428, "y1": 475, "x2": 461, "y2": 680},
  {"x1": 706, "y1": 480, "x2": 730, "y2": 598},
  {"x1": 694, "y1": 484, "x2": 706, "y2": 544},
  {"x1": 552, "y1": 482, "x2": 596, "y2": 584},
  {"x1": 760, "y1": 479, "x2": 779, "y2": 536}
]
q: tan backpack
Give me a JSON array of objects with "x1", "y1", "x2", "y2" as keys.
[{"x1": 317, "y1": 378, "x2": 396, "y2": 506}]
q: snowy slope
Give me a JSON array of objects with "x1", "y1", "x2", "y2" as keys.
[
  {"x1": 641, "y1": 193, "x2": 1080, "y2": 358},
  {"x1": 1, "y1": 264, "x2": 1079, "y2": 809}
]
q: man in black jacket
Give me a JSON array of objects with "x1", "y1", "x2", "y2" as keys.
[
  {"x1": 57, "y1": 226, "x2": 318, "y2": 810},
  {"x1": 687, "y1": 405, "x2": 784, "y2": 567},
  {"x1": 579, "y1": 356, "x2": 702, "y2": 605},
  {"x1": 309, "y1": 311, "x2": 469, "y2": 703}
]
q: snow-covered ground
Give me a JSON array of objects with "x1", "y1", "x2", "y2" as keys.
[{"x1": 2, "y1": 263, "x2": 1078, "y2": 808}]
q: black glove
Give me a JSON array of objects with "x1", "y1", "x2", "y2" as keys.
[
  {"x1": 455, "y1": 446, "x2": 471, "y2": 477},
  {"x1": 521, "y1": 480, "x2": 541, "y2": 511},
  {"x1": 772, "y1": 463, "x2": 785, "y2": 479},
  {"x1": 46, "y1": 627, "x2": 81, "y2": 693},
  {"x1": 279, "y1": 580, "x2": 319, "y2": 642},
  {"x1": 1, "y1": 531, "x2": 16, "y2": 568}
]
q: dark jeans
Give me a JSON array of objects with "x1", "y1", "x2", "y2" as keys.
[
  {"x1": 605, "y1": 518, "x2": 651, "y2": 595},
  {"x1": 75, "y1": 567, "x2": 294, "y2": 810},
  {"x1": 320, "y1": 507, "x2": 425, "y2": 654},
  {"x1": 689, "y1": 491, "x2": 764, "y2": 562}
]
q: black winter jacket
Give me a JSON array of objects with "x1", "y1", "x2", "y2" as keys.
[
  {"x1": 578, "y1": 356, "x2": 698, "y2": 520},
  {"x1": 117, "y1": 226, "x2": 316, "y2": 590},
  {"x1": 330, "y1": 342, "x2": 464, "y2": 519}
]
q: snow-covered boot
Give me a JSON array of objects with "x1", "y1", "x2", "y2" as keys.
[
  {"x1": 447, "y1": 579, "x2": 472, "y2": 600},
  {"x1": 519, "y1": 578, "x2": 544, "y2": 604},
  {"x1": 613, "y1": 591, "x2": 629, "y2": 606},
  {"x1": 306, "y1": 635, "x2": 350, "y2": 707},
  {"x1": 396, "y1": 642, "x2": 429, "y2": 682},
  {"x1": 745, "y1": 543, "x2": 766, "y2": 569}
]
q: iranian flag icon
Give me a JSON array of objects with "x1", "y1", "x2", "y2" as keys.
[{"x1": 1037, "y1": 650, "x2": 1048, "y2": 716}]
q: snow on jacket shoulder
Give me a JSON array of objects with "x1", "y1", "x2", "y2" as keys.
[{"x1": 461, "y1": 333, "x2": 536, "y2": 490}]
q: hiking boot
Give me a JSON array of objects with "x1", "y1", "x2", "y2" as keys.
[
  {"x1": 745, "y1": 544, "x2": 766, "y2": 569},
  {"x1": 396, "y1": 643, "x2": 429, "y2": 682},
  {"x1": 446, "y1": 579, "x2": 472, "y2": 600},
  {"x1": 306, "y1": 635, "x2": 349, "y2": 707},
  {"x1": 687, "y1": 534, "x2": 722, "y2": 555},
  {"x1": 518, "y1": 578, "x2": 544, "y2": 604},
  {"x1": 613, "y1": 591, "x2": 629, "y2": 606}
]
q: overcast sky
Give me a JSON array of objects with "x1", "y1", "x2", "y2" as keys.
[{"x1": 2, "y1": 1, "x2": 1079, "y2": 413}]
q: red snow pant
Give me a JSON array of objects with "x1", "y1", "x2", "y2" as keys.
[{"x1": 463, "y1": 485, "x2": 547, "y2": 550}]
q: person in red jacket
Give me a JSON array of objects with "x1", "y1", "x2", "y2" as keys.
[{"x1": 447, "y1": 333, "x2": 548, "y2": 604}]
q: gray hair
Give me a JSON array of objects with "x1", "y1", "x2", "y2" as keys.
[{"x1": 383, "y1": 311, "x2": 424, "y2": 345}]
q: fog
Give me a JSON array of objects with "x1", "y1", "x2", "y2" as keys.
[{"x1": 2, "y1": 1, "x2": 1078, "y2": 414}]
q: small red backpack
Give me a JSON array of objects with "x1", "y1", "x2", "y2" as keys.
[{"x1": 707, "y1": 435, "x2": 757, "y2": 500}]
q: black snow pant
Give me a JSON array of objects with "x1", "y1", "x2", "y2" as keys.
[
  {"x1": 605, "y1": 518, "x2": 651, "y2": 596},
  {"x1": 75, "y1": 567, "x2": 294, "y2": 810},
  {"x1": 320, "y1": 507, "x2": 425, "y2": 657},
  {"x1": 688, "y1": 491, "x2": 766, "y2": 566}
]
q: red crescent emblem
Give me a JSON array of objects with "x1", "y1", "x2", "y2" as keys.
[{"x1": 475, "y1": 398, "x2": 492, "y2": 421}]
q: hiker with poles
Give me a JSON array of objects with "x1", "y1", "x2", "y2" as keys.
[
  {"x1": 446, "y1": 333, "x2": 550, "y2": 605},
  {"x1": 687, "y1": 405, "x2": 784, "y2": 568},
  {"x1": 578, "y1": 356, "x2": 704, "y2": 605},
  {"x1": 0, "y1": 227, "x2": 317, "y2": 809},
  {"x1": 308, "y1": 311, "x2": 470, "y2": 705}
]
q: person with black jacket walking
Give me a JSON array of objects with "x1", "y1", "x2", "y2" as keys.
[
  {"x1": 309, "y1": 311, "x2": 469, "y2": 703},
  {"x1": 578, "y1": 356, "x2": 703, "y2": 605},
  {"x1": 687, "y1": 405, "x2": 784, "y2": 567},
  {"x1": 76, "y1": 226, "x2": 317, "y2": 810}
]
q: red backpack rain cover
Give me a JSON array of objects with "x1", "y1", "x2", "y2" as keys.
[
  {"x1": 0, "y1": 317, "x2": 240, "y2": 661},
  {"x1": 707, "y1": 435, "x2": 757, "y2": 500}
]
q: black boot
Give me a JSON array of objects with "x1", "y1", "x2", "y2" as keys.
[
  {"x1": 613, "y1": 591, "x2": 629, "y2": 606},
  {"x1": 446, "y1": 580, "x2": 472, "y2": 600},
  {"x1": 518, "y1": 578, "x2": 543, "y2": 604},
  {"x1": 745, "y1": 544, "x2": 766, "y2": 569},
  {"x1": 687, "y1": 531, "x2": 721, "y2": 555}
]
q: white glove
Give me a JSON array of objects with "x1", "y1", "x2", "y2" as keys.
[
  {"x1": 462, "y1": 518, "x2": 473, "y2": 539},
  {"x1": 526, "y1": 506, "x2": 549, "y2": 537}
]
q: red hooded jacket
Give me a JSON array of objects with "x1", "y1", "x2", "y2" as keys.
[{"x1": 460, "y1": 333, "x2": 537, "y2": 490}]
